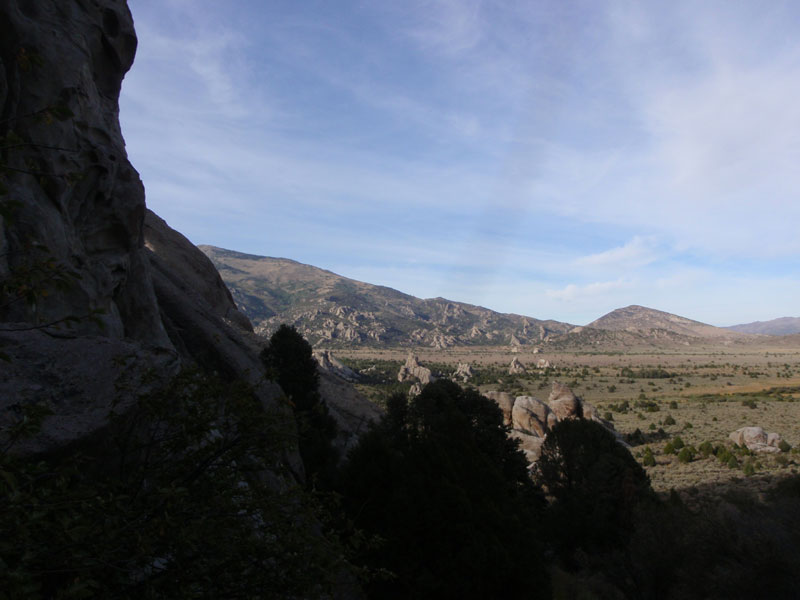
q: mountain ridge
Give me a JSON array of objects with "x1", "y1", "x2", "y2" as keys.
[
  {"x1": 201, "y1": 247, "x2": 764, "y2": 349},
  {"x1": 725, "y1": 317, "x2": 800, "y2": 336},
  {"x1": 199, "y1": 245, "x2": 573, "y2": 348}
]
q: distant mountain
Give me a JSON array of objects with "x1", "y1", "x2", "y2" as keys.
[
  {"x1": 725, "y1": 317, "x2": 800, "y2": 336},
  {"x1": 587, "y1": 305, "x2": 747, "y2": 339},
  {"x1": 199, "y1": 246, "x2": 573, "y2": 348}
]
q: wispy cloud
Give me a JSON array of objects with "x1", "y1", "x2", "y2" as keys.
[
  {"x1": 120, "y1": 0, "x2": 800, "y2": 325},
  {"x1": 575, "y1": 236, "x2": 661, "y2": 271}
]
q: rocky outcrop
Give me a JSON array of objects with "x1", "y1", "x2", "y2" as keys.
[
  {"x1": 0, "y1": 0, "x2": 283, "y2": 458},
  {"x1": 144, "y1": 211, "x2": 252, "y2": 334},
  {"x1": 512, "y1": 396, "x2": 556, "y2": 438},
  {"x1": 485, "y1": 382, "x2": 615, "y2": 463},
  {"x1": 0, "y1": 328, "x2": 178, "y2": 456},
  {"x1": 0, "y1": 0, "x2": 168, "y2": 345},
  {"x1": 548, "y1": 382, "x2": 583, "y2": 420},
  {"x1": 729, "y1": 427, "x2": 783, "y2": 453},
  {"x1": 398, "y1": 353, "x2": 435, "y2": 385},
  {"x1": 143, "y1": 211, "x2": 279, "y2": 394},
  {"x1": 484, "y1": 391, "x2": 515, "y2": 425},
  {"x1": 536, "y1": 358, "x2": 551, "y2": 369},
  {"x1": 453, "y1": 362, "x2": 473, "y2": 382},
  {"x1": 508, "y1": 357, "x2": 527, "y2": 375},
  {"x1": 313, "y1": 349, "x2": 359, "y2": 382},
  {"x1": 318, "y1": 369, "x2": 382, "y2": 455}
]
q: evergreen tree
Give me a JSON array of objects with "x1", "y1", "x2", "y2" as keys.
[
  {"x1": 260, "y1": 324, "x2": 338, "y2": 486},
  {"x1": 341, "y1": 380, "x2": 549, "y2": 599}
]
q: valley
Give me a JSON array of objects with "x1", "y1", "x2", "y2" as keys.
[
  {"x1": 332, "y1": 342, "x2": 800, "y2": 499},
  {"x1": 202, "y1": 243, "x2": 800, "y2": 500}
]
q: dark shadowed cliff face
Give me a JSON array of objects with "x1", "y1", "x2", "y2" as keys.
[
  {"x1": 0, "y1": 0, "x2": 168, "y2": 343},
  {"x1": 0, "y1": 0, "x2": 284, "y2": 455}
]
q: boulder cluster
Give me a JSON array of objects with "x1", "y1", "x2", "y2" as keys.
[
  {"x1": 485, "y1": 382, "x2": 617, "y2": 463},
  {"x1": 729, "y1": 426, "x2": 784, "y2": 453}
]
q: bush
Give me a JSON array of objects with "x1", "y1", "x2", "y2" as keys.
[
  {"x1": 642, "y1": 446, "x2": 656, "y2": 467},
  {"x1": 779, "y1": 439, "x2": 792, "y2": 453},
  {"x1": 678, "y1": 446, "x2": 696, "y2": 464},
  {"x1": 698, "y1": 441, "x2": 714, "y2": 457},
  {"x1": 743, "y1": 459, "x2": 756, "y2": 476},
  {"x1": 664, "y1": 441, "x2": 675, "y2": 455},
  {"x1": 672, "y1": 436, "x2": 685, "y2": 450},
  {"x1": 727, "y1": 456, "x2": 740, "y2": 469},
  {"x1": 664, "y1": 415, "x2": 676, "y2": 426}
]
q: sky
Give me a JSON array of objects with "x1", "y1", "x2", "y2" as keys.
[{"x1": 120, "y1": 0, "x2": 800, "y2": 327}]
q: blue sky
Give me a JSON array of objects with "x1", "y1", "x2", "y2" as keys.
[{"x1": 120, "y1": 0, "x2": 800, "y2": 326}]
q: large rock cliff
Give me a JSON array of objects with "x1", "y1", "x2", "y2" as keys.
[{"x1": 0, "y1": 0, "x2": 282, "y2": 455}]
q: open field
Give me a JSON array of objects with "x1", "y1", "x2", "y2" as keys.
[{"x1": 335, "y1": 344, "x2": 800, "y2": 499}]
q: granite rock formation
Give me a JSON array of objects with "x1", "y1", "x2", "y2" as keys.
[
  {"x1": 729, "y1": 427, "x2": 783, "y2": 453},
  {"x1": 486, "y1": 383, "x2": 617, "y2": 463},
  {"x1": 397, "y1": 353, "x2": 435, "y2": 385},
  {"x1": 313, "y1": 349, "x2": 359, "y2": 382},
  {"x1": 0, "y1": 0, "x2": 286, "y2": 457},
  {"x1": 453, "y1": 362, "x2": 473, "y2": 382},
  {"x1": 508, "y1": 357, "x2": 527, "y2": 374}
]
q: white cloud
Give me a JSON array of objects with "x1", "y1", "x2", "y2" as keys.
[
  {"x1": 575, "y1": 236, "x2": 661, "y2": 270},
  {"x1": 545, "y1": 279, "x2": 634, "y2": 302}
]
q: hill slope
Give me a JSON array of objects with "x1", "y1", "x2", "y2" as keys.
[
  {"x1": 726, "y1": 317, "x2": 800, "y2": 336},
  {"x1": 588, "y1": 305, "x2": 747, "y2": 339},
  {"x1": 199, "y1": 246, "x2": 573, "y2": 347}
]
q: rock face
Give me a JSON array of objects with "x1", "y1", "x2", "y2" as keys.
[
  {"x1": 729, "y1": 427, "x2": 783, "y2": 453},
  {"x1": 143, "y1": 211, "x2": 277, "y2": 391},
  {"x1": 317, "y1": 369, "x2": 382, "y2": 456},
  {"x1": 486, "y1": 382, "x2": 616, "y2": 463},
  {"x1": 0, "y1": 0, "x2": 167, "y2": 345},
  {"x1": 313, "y1": 350, "x2": 359, "y2": 382},
  {"x1": 0, "y1": 0, "x2": 284, "y2": 457},
  {"x1": 508, "y1": 357, "x2": 527, "y2": 375},
  {"x1": 484, "y1": 391, "x2": 515, "y2": 425},
  {"x1": 398, "y1": 353, "x2": 435, "y2": 385},
  {"x1": 548, "y1": 382, "x2": 583, "y2": 420}
]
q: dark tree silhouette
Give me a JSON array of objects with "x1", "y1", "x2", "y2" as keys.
[
  {"x1": 534, "y1": 418, "x2": 653, "y2": 558},
  {"x1": 341, "y1": 380, "x2": 549, "y2": 600},
  {"x1": 260, "y1": 324, "x2": 338, "y2": 486}
]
